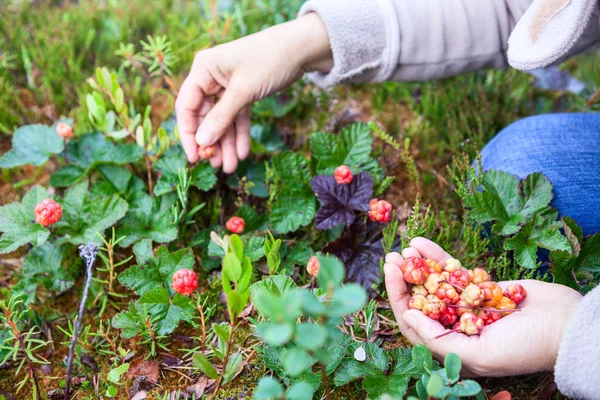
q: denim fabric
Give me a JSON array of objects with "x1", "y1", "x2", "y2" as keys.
[{"x1": 480, "y1": 113, "x2": 600, "y2": 236}]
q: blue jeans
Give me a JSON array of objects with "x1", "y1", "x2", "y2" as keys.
[{"x1": 480, "y1": 113, "x2": 600, "y2": 236}]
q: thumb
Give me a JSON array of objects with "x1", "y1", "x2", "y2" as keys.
[
  {"x1": 402, "y1": 310, "x2": 446, "y2": 342},
  {"x1": 196, "y1": 88, "x2": 250, "y2": 146}
]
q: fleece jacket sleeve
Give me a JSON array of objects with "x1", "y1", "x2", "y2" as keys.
[
  {"x1": 298, "y1": 0, "x2": 533, "y2": 86},
  {"x1": 554, "y1": 285, "x2": 600, "y2": 399}
]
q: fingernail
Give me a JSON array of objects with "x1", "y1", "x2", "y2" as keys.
[
  {"x1": 385, "y1": 252, "x2": 402, "y2": 265},
  {"x1": 402, "y1": 311, "x2": 417, "y2": 328},
  {"x1": 401, "y1": 249, "x2": 411, "y2": 258}
]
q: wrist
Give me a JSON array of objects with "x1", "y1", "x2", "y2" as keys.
[{"x1": 292, "y1": 13, "x2": 333, "y2": 74}]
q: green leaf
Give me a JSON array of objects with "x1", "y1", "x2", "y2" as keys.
[
  {"x1": 550, "y1": 250, "x2": 578, "y2": 290},
  {"x1": 119, "y1": 246, "x2": 194, "y2": 295},
  {"x1": 295, "y1": 323, "x2": 327, "y2": 351},
  {"x1": 333, "y1": 359, "x2": 371, "y2": 386},
  {"x1": 107, "y1": 363, "x2": 129, "y2": 383},
  {"x1": 272, "y1": 152, "x2": 312, "y2": 189},
  {"x1": 138, "y1": 287, "x2": 196, "y2": 335},
  {"x1": 270, "y1": 194, "x2": 316, "y2": 234},
  {"x1": 50, "y1": 165, "x2": 85, "y2": 187},
  {"x1": 238, "y1": 204, "x2": 264, "y2": 232},
  {"x1": 573, "y1": 233, "x2": 600, "y2": 275},
  {"x1": 316, "y1": 254, "x2": 345, "y2": 290},
  {"x1": 254, "y1": 377, "x2": 285, "y2": 400},
  {"x1": 286, "y1": 381, "x2": 315, "y2": 400},
  {"x1": 0, "y1": 185, "x2": 50, "y2": 253},
  {"x1": 328, "y1": 284, "x2": 367, "y2": 317},
  {"x1": 111, "y1": 303, "x2": 143, "y2": 338},
  {"x1": 0, "y1": 124, "x2": 64, "y2": 168},
  {"x1": 365, "y1": 343, "x2": 388, "y2": 373},
  {"x1": 519, "y1": 173, "x2": 554, "y2": 219},
  {"x1": 245, "y1": 236, "x2": 266, "y2": 261},
  {"x1": 444, "y1": 353, "x2": 461, "y2": 383},
  {"x1": 255, "y1": 322, "x2": 294, "y2": 346},
  {"x1": 223, "y1": 253, "x2": 242, "y2": 282},
  {"x1": 226, "y1": 159, "x2": 268, "y2": 198},
  {"x1": 93, "y1": 164, "x2": 145, "y2": 201},
  {"x1": 562, "y1": 216, "x2": 583, "y2": 256},
  {"x1": 425, "y1": 374, "x2": 444, "y2": 396},
  {"x1": 250, "y1": 275, "x2": 298, "y2": 299},
  {"x1": 363, "y1": 373, "x2": 411, "y2": 399},
  {"x1": 223, "y1": 352, "x2": 243, "y2": 384},
  {"x1": 280, "y1": 348, "x2": 312, "y2": 378},
  {"x1": 153, "y1": 146, "x2": 217, "y2": 196},
  {"x1": 65, "y1": 132, "x2": 144, "y2": 171},
  {"x1": 449, "y1": 379, "x2": 482, "y2": 396},
  {"x1": 192, "y1": 353, "x2": 219, "y2": 379}
]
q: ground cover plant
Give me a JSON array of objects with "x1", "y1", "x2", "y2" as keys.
[{"x1": 1, "y1": 0, "x2": 600, "y2": 399}]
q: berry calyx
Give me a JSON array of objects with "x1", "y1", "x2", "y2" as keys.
[
  {"x1": 422, "y1": 295, "x2": 446, "y2": 320},
  {"x1": 172, "y1": 269, "x2": 198, "y2": 295},
  {"x1": 368, "y1": 199, "x2": 392, "y2": 223},
  {"x1": 424, "y1": 273, "x2": 443, "y2": 294},
  {"x1": 411, "y1": 284, "x2": 428, "y2": 297},
  {"x1": 409, "y1": 294, "x2": 428, "y2": 311},
  {"x1": 56, "y1": 122, "x2": 73, "y2": 138},
  {"x1": 425, "y1": 259, "x2": 443, "y2": 274},
  {"x1": 444, "y1": 258, "x2": 463, "y2": 272},
  {"x1": 504, "y1": 283, "x2": 527, "y2": 304},
  {"x1": 307, "y1": 256, "x2": 320, "y2": 277},
  {"x1": 198, "y1": 145, "x2": 216, "y2": 160},
  {"x1": 468, "y1": 267, "x2": 490, "y2": 285},
  {"x1": 480, "y1": 281, "x2": 503, "y2": 307},
  {"x1": 333, "y1": 165, "x2": 353, "y2": 184},
  {"x1": 401, "y1": 257, "x2": 430, "y2": 284},
  {"x1": 225, "y1": 216, "x2": 245, "y2": 234},
  {"x1": 440, "y1": 307, "x2": 458, "y2": 327},
  {"x1": 447, "y1": 269, "x2": 471, "y2": 290},
  {"x1": 461, "y1": 283, "x2": 484, "y2": 307},
  {"x1": 459, "y1": 311, "x2": 484, "y2": 336},
  {"x1": 435, "y1": 283, "x2": 460, "y2": 304},
  {"x1": 34, "y1": 199, "x2": 63, "y2": 227}
]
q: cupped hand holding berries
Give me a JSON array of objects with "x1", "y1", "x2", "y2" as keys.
[{"x1": 384, "y1": 237, "x2": 583, "y2": 377}]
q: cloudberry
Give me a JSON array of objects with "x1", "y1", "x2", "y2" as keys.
[
  {"x1": 468, "y1": 268, "x2": 490, "y2": 285},
  {"x1": 444, "y1": 258, "x2": 463, "y2": 272},
  {"x1": 409, "y1": 294, "x2": 428, "y2": 311},
  {"x1": 425, "y1": 259, "x2": 443, "y2": 274},
  {"x1": 401, "y1": 257, "x2": 430, "y2": 284},
  {"x1": 56, "y1": 122, "x2": 73, "y2": 138},
  {"x1": 423, "y1": 295, "x2": 446, "y2": 320},
  {"x1": 226, "y1": 216, "x2": 245, "y2": 234},
  {"x1": 368, "y1": 199, "x2": 392, "y2": 223},
  {"x1": 34, "y1": 199, "x2": 63, "y2": 227},
  {"x1": 440, "y1": 307, "x2": 458, "y2": 327},
  {"x1": 411, "y1": 284, "x2": 428, "y2": 297},
  {"x1": 459, "y1": 312, "x2": 484, "y2": 336},
  {"x1": 454, "y1": 299, "x2": 472, "y2": 316},
  {"x1": 448, "y1": 269, "x2": 471, "y2": 290},
  {"x1": 424, "y1": 273, "x2": 443, "y2": 294},
  {"x1": 504, "y1": 283, "x2": 527, "y2": 304},
  {"x1": 477, "y1": 309, "x2": 501, "y2": 325},
  {"x1": 307, "y1": 256, "x2": 320, "y2": 276},
  {"x1": 461, "y1": 283, "x2": 484, "y2": 307},
  {"x1": 435, "y1": 283, "x2": 460, "y2": 304},
  {"x1": 333, "y1": 165, "x2": 353, "y2": 184},
  {"x1": 480, "y1": 281, "x2": 503, "y2": 307},
  {"x1": 198, "y1": 145, "x2": 216, "y2": 160},
  {"x1": 172, "y1": 269, "x2": 198, "y2": 295},
  {"x1": 496, "y1": 296, "x2": 517, "y2": 316}
]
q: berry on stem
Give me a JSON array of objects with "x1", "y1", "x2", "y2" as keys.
[
  {"x1": 333, "y1": 165, "x2": 353, "y2": 184},
  {"x1": 368, "y1": 199, "x2": 392, "y2": 223},
  {"x1": 226, "y1": 216, "x2": 245, "y2": 234},
  {"x1": 401, "y1": 257, "x2": 430, "y2": 284},
  {"x1": 468, "y1": 267, "x2": 490, "y2": 285},
  {"x1": 56, "y1": 122, "x2": 73, "y2": 138},
  {"x1": 307, "y1": 256, "x2": 320, "y2": 277},
  {"x1": 172, "y1": 269, "x2": 198, "y2": 295},
  {"x1": 453, "y1": 299, "x2": 472, "y2": 316},
  {"x1": 480, "y1": 281, "x2": 503, "y2": 307},
  {"x1": 198, "y1": 145, "x2": 216, "y2": 160},
  {"x1": 504, "y1": 283, "x2": 527, "y2": 304},
  {"x1": 34, "y1": 199, "x2": 63, "y2": 227}
]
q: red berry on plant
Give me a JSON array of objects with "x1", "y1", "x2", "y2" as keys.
[
  {"x1": 424, "y1": 273, "x2": 443, "y2": 294},
  {"x1": 435, "y1": 283, "x2": 460, "y2": 304},
  {"x1": 333, "y1": 165, "x2": 353, "y2": 184},
  {"x1": 461, "y1": 283, "x2": 484, "y2": 307},
  {"x1": 172, "y1": 269, "x2": 198, "y2": 295},
  {"x1": 225, "y1": 216, "x2": 245, "y2": 234},
  {"x1": 56, "y1": 122, "x2": 73, "y2": 138},
  {"x1": 440, "y1": 307, "x2": 458, "y2": 327},
  {"x1": 401, "y1": 256, "x2": 430, "y2": 284},
  {"x1": 307, "y1": 256, "x2": 320, "y2": 277},
  {"x1": 34, "y1": 199, "x2": 62, "y2": 227},
  {"x1": 504, "y1": 283, "x2": 527, "y2": 304},
  {"x1": 409, "y1": 294, "x2": 428, "y2": 311},
  {"x1": 198, "y1": 145, "x2": 216, "y2": 160},
  {"x1": 411, "y1": 284, "x2": 428, "y2": 297},
  {"x1": 448, "y1": 269, "x2": 471, "y2": 290},
  {"x1": 425, "y1": 259, "x2": 443, "y2": 274},
  {"x1": 422, "y1": 295, "x2": 446, "y2": 320},
  {"x1": 444, "y1": 258, "x2": 462, "y2": 272},
  {"x1": 368, "y1": 199, "x2": 392, "y2": 223},
  {"x1": 468, "y1": 267, "x2": 490, "y2": 285},
  {"x1": 480, "y1": 281, "x2": 503, "y2": 307},
  {"x1": 459, "y1": 311, "x2": 484, "y2": 336}
]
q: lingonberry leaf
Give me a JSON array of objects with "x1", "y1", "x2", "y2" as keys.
[
  {"x1": 154, "y1": 146, "x2": 217, "y2": 196},
  {"x1": 119, "y1": 240, "x2": 194, "y2": 296},
  {"x1": 0, "y1": 124, "x2": 64, "y2": 168},
  {"x1": 14, "y1": 242, "x2": 73, "y2": 305},
  {"x1": 310, "y1": 172, "x2": 373, "y2": 230},
  {"x1": 0, "y1": 185, "x2": 50, "y2": 254},
  {"x1": 54, "y1": 180, "x2": 128, "y2": 245},
  {"x1": 116, "y1": 192, "x2": 178, "y2": 247}
]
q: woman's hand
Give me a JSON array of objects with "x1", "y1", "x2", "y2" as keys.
[
  {"x1": 176, "y1": 13, "x2": 333, "y2": 173},
  {"x1": 384, "y1": 237, "x2": 583, "y2": 377}
]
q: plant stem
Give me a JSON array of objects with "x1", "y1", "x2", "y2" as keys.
[
  {"x1": 211, "y1": 321, "x2": 237, "y2": 399},
  {"x1": 319, "y1": 362, "x2": 332, "y2": 400},
  {"x1": 145, "y1": 156, "x2": 154, "y2": 195},
  {"x1": 198, "y1": 303, "x2": 207, "y2": 354}
]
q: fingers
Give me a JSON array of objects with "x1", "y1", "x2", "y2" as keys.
[
  {"x1": 410, "y1": 237, "x2": 452, "y2": 265},
  {"x1": 221, "y1": 127, "x2": 238, "y2": 174},
  {"x1": 401, "y1": 247, "x2": 422, "y2": 259},
  {"x1": 175, "y1": 78, "x2": 204, "y2": 163},
  {"x1": 235, "y1": 106, "x2": 251, "y2": 160},
  {"x1": 196, "y1": 87, "x2": 251, "y2": 147},
  {"x1": 209, "y1": 142, "x2": 222, "y2": 169}
]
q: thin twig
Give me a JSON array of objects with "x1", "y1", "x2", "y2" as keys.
[
  {"x1": 211, "y1": 322, "x2": 237, "y2": 399},
  {"x1": 64, "y1": 244, "x2": 98, "y2": 400}
]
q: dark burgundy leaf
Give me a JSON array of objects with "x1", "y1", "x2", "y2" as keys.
[
  {"x1": 310, "y1": 172, "x2": 373, "y2": 230},
  {"x1": 81, "y1": 354, "x2": 99, "y2": 371}
]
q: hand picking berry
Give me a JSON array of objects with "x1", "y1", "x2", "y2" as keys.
[
  {"x1": 368, "y1": 199, "x2": 392, "y2": 223},
  {"x1": 172, "y1": 269, "x2": 198, "y2": 295},
  {"x1": 504, "y1": 283, "x2": 527, "y2": 304},
  {"x1": 307, "y1": 256, "x2": 320, "y2": 276},
  {"x1": 198, "y1": 144, "x2": 217, "y2": 160},
  {"x1": 400, "y1": 256, "x2": 430, "y2": 284},
  {"x1": 34, "y1": 199, "x2": 63, "y2": 227},
  {"x1": 333, "y1": 165, "x2": 353, "y2": 184},
  {"x1": 56, "y1": 122, "x2": 73, "y2": 138},
  {"x1": 226, "y1": 216, "x2": 245, "y2": 234}
]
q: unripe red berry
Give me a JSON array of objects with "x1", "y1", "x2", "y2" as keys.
[
  {"x1": 468, "y1": 267, "x2": 490, "y2": 285},
  {"x1": 172, "y1": 268, "x2": 198, "y2": 295},
  {"x1": 448, "y1": 269, "x2": 471, "y2": 290},
  {"x1": 368, "y1": 199, "x2": 392, "y2": 223},
  {"x1": 461, "y1": 283, "x2": 484, "y2": 307},
  {"x1": 225, "y1": 216, "x2": 245, "y2": 234},
  {"x1": 409, "y1": 294, "x2": 428, "y2": 311},
  {"x1": 411, "y1": 284, "x2": 428, "y2": 297},
  {"x1": 307, "y1": 256, "x2": 320, "y2": 277},
  {"x1": 454, "y1": 299, "x2": 472, "y2": 316},
  {"x1": 423, "y1": 295, "x2": 446, "y2": 320},
  {"x1": 476, "y1": 309, "x2": 501, "y2": 325},
  {"x1": 424, "y1": 259, "x2": 443, "y2": 274},
  {"x1": 401, "y1": 256, "x2": 430, "y2": 284},
  {"x1": 56, "y1": 122, "x2": 73, "y2": 138},
  {"x1": 496, "y1": 296, "x2": 517, "y2": 316},
  {"x1": 424, "y1": 273, "x2": 443, "y2": 294},
  {"x1": 444, "y1": 258, "x2": 462, "y2": 272},
  {"x1": 333, "y1": 165, "x2": 353, "y2": 184},
  {"x1": 459, "y1": 311, "x2": 484, "y2": 336},
  {"x1": 198, "y1": 145, "x2": 216, "y2": 160},
  {"x1": 440, "y1": 306, "x2": 458, "y2": 327},
  {"x1": 436, "y1": 283, "x2": 460, "y2": 304},
  {"x1": 480, "y1": 281, "x2": 503, "y2": 307},
  {"x1": 504, "y1": 283, "x2": 527, "y2": 304},
  {"x1": 34, "y1": 199, "x2": 62, "y2": 227}
]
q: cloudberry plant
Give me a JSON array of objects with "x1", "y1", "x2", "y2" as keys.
[
  {"x1": 436, "y1": 283, "x2": 460, "y2": 304},
  {"x1": 448, "y1": 269, "x2": 471, "y2": 290},
  {"x1": 226, "y1": 216, "x2": 245, "y2": 234},
  {"x1": 480, "y1": 281, "x2": 503, "y2": 307},
  {"x1": 34, "y1": 199, "x2": 63, "y2": 227},
  {"x1": 422, "y1": 295, "x2": 446, "y2": 320},
  {"x1": 56, "y1": 122, "x2": 73, "y2": 138},
  {"x1": 411, "y1": 284, "x2": 428, "y2": 297},
  {"x1": 306, "y1": 256, "x2": 320, "y2": 276},
  {"x1": 367, "y1": 198, "x2": 392, "y2": 223},
  {"x1": 171, "y1": 269, "x2": 198, "y2": 295},
  {"x1": 504, "y1": 283, "x2": 527, "y2": 304},
  {"x1": 333, "y1": 165, "x2": 353, "y2": 184},
  {"x1": 425, "y1": 258, "x2": 442, "y2": 274},
  {"x1": 401, "y1": 256, "x2": 430, "y2": 284},
  {"x1": 468, "y1": 267, "x2": 490, "y2": 285},
  {"x1": 409, "y1": 294, "x2": 427, "y2": 311},
  {"x1": 197, "y1": 144, "x2": 216, "y2": 160},
  {"x1": 444, "y1": 258, "x2": 462, "y2": 272}
]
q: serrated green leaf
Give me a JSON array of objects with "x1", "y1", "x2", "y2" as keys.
[
  {"x1": 245, "y1": 236, "x2": 266, "y2": 261},
  {"x1": 0, "y1": 124, "x2": 64, "y2": 168},
  {"x1": 93, "y1": 164, "x2": 145, "y2": 201},
  {"x1": 65, "y1": 132, "x2": 144, "y2": 170},
  {"x1": 137, "y1": 287, "x2": 196, "y2": 335},
  {"x1": 562, "y1": 216, "x2": 583, "y2": 256},
  {"x1": 272, "y1": 152, "x2": 312, "y2": 192},
  {"x1": 573, "y1": 233, "x2": 600, "y2": 275},
  {"x1": 550, "y1": 250, "x2": 578, "y2": 290},
  {"x1": 50, "y1": 165, "x2": 85, "y2": 187},
  {"x1": 153, "y1": 146, "x2": 217, "y2": 196},
  {"x1": 270, "y1": 194, "x2": 316, "y2": 234}
]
